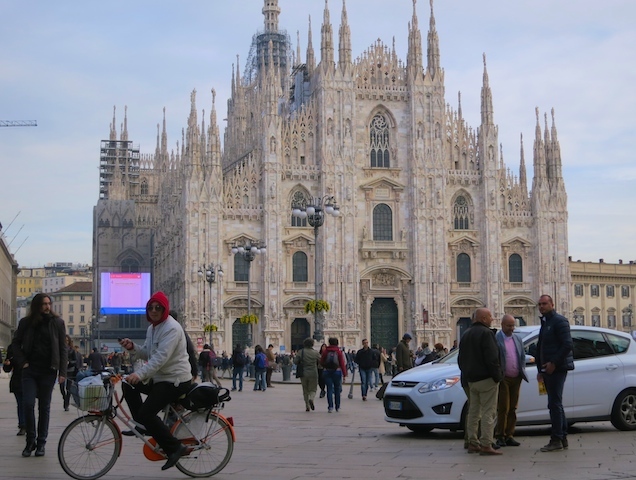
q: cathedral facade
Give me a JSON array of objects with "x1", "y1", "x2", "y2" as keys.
[{"x1": 93, "y1": 0, "x2": 570, "y2": 353}]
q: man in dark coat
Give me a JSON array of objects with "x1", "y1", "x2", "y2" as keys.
[
  {"x1": 536, "y1": 294, "x2": 574, "y2": 452},
  {"x1": 458, "y1": 307, "x2": 502, "y2": 456},
  {"x1": 11, "y1": 293, "x2": 67, "y2": 457}
]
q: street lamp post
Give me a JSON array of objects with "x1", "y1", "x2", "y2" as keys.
[
  {"x1": 200, "y1": 264, "x2": 223, "y2": 345},
  {"x1": 232, "y1": 241, "x2": 266, "y2": 347},
  {"x1": 292, "y1": 195, "x2": 339, "y2": 341}
]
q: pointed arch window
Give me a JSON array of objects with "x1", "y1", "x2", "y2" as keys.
[
  {"x1": 508, "y1": 254, "x2": 523, "y2": 283},
  {"x1": 292, "y1": 252, "x2": 308, "y2": 282},
  {"x1": 140, "y1": 179, "x2": 149, "y2": 195},
  {"x1": 453, "y1": 195, "x2": 470, "y2": 229},
  {"x1": 373, "y1": 203, "x2": 393, "y2": 241},
  {"x1": 370, "y1": 114, "x2": 390, "y2": 168},
  {"x1": 457, "y1": 253, "x2": 471, "y2": 283},
  {"x1": 291, "y1": 191, "x2": 308, "y2": 227},
  {"x1": 234, "y1": 254, "x2": 249, "y2": 282}
]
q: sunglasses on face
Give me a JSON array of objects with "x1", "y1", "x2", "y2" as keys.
[{"x1": 148, "y1": 305, "x2": 164, "y2": 312}]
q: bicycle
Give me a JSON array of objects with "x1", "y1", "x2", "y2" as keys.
[{"x1": 57, "y1": 373, "x2": 235, "y2": 479}]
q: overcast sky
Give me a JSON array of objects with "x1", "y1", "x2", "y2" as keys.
[{"x1": 1, "y1": 0, "x2": 634, "y2": 267}]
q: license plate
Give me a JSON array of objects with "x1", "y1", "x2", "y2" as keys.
[{"x1": 388, "y1": 401, "x2": 402, "y2": 410}]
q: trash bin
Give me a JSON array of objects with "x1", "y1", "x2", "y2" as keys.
[{"x1": 281, "y1": 364, "x2": 292, "y2": 381}]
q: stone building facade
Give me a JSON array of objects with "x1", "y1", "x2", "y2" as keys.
[{"x1": 93, "y1": 1, "x2": 571, "y2": 353}]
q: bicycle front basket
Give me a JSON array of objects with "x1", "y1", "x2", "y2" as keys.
[
  {"x1": 72, "y1": 378, "x2": 110, "y2": 411},
  {"x1": 181, "y1": 382, "x2": 219, "y2": 410}
]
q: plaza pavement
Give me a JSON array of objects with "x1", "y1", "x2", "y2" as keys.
[{"x1": 1, "y1": 371, "x2": 636, "y2": 480}]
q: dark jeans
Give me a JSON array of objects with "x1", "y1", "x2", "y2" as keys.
[
  {"x1": 232, "y1": 366, "x2": 244, "y2": 390},
  {"x1": 266, "y1": 366, "x2": 274, "y2": 387},
  {"x1": 14, "y1": 391, "x2": 26, "y2": 428},
  {"x1": 323, "y1": 369, "x2": 343, "y2": 410},
  {"x1": 22, "y1": 368, "x2": 57, "y2": 446},
  {"x1": 543, "y1": 370, "x2": 568, "y2": 440},
  {"x1": 318, "y1": 368, "x2": 325, "y2": 393},
  {"x1": 122, "y1": 379, "x2": 192, "y2": 455}
]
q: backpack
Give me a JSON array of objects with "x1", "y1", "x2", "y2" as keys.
[
  {"x1": 324, "y1": 350, "x2": 340, "y2": 370},
  {"x1": 198, "y1": 351, "x2": 211, "y2": 368},
  {"x1": 255, "y1": 353, "x2": 267, "y2": 369},
  {"x1": 232, "y1": 351, "x2": 246, "y2": 367}
]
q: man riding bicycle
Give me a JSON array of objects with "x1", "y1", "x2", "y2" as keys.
[{"x1": 118, "y1": 291, "x2": 192, "y2": 471}]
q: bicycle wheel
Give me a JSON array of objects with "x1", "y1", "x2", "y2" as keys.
[
  {"x1": 174, "y1": 411, "x2": 234, "y2": 477},
  {"x1": 57, "y1": 414, "x2": 121, "y2": 480}
]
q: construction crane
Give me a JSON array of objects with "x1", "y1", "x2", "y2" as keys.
[{"x1": 0, "y1": 120, "x2": 37, "y2": 127}]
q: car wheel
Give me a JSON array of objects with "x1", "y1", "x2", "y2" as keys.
[
  {"x1": 406, "y1": 425, "x2": 434, "y2": 434},
  {"x1": 611, "y1": 389, "x2": 636, "y2": 431}
]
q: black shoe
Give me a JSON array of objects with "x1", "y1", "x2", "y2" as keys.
[
  {"x1": 34, "y1": 445, "x2": 45, "y2": 457},
  {"x1": 16, "y1": 427, "x2": 26, "y2": 436},
  {"x1": 22, "y1": 441, "x2": 36, "y2": 457},
  {"x1": 491, "y1": 442, "x2": 501, "y2": 450},
  {"x1": 319, "y1": 391, "x2": 326, "y2": 398},
  {"x1": 309, "y1": 400, "x2": 315, "y2": 411},
  {"x1": 161, "y1": 444, "x2": 187, "y2": 471},
  {"x1": 495, "y1": 438, "x2": 507, "y2": 448},
  {"x1": 505, "y1": 437, "x2": 521, "y2": 447},
  {"x1": 122, "y1": 427, "x2": 147, "y2": 436},
  {"x1": 562, "y1": 437, "x2": 569, "y2": 449}
]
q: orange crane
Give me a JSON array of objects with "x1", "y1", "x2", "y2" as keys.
[{"x1": 0, "y1": 120, "x2": 37, "y2": 127}]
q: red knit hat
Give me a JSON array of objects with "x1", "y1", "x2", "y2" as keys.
[{"x1": 146, "y1": 291, "x2": 170, "y2": 325}]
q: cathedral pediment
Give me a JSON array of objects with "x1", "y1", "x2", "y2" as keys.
[
  {"x1": 448, "y1": 234, "x2": 480, "y2": 249},
  {"x1": 501, "y1": 236, "x2": 532, "y2": 249}
]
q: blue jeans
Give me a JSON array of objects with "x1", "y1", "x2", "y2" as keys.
[
  {"x1": 359, "y1": 368, "x2": 372, "y2": 398},
  {"x1": 543, "y1": 370, "x2": 568, "y2": 440},
  {"x1": 323, "y1": 369, "x2": 343, "y2": 410},
  {"x1": 22, "y1": 368, "x2": 57, "y2": 446},
  {"x1": 254, "y1": 368, "x2": 267, "y2": 391},
  {"x1": 371, "y1": 368, "x2": 380, "y2": 388},
  {"x1": 232, "y1": 366, "x2": 244, "y2": 390}
]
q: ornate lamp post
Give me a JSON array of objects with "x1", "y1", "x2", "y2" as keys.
[
  {"x1": 232, "y1": 241, "x2": 266, "y2": 347},
  {"x1": 292, "y1": 195, "x2": 339, "y2": 341},
  {"x1": 200, "y1": 264, "x2": 223, "y2": 345}
]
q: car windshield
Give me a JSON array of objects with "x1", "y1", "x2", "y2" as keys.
[{"x1": 435, "y1": 348, "x2": 458, "y2": 364}]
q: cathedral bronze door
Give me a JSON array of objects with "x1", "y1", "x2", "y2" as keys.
[
  {"x1": 370, "y1": 298, "x2": 398, "y2": 352},
  {"x1": 232, "y1": 319, "x2": 250, "y2": 348},
  {"x1": 456, "y1": 317, "x2": 471, "y2": 340},
  {"x1": 291, "y1": 318, "x2": 310, "y2": 352}
]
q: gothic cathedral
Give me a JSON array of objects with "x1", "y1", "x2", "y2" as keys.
[{"x1": 93, "y1": 0, "x2": 570, "y2": 353}]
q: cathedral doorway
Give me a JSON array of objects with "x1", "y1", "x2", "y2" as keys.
[
  {"x1": 370, "y1": 298, "x2": 398, "y2": 351},
  {"x1": 291, "y1": 318, "x2": 310, "y2": 351},
  {"x1": 456, "y1": 317, "x2": 472, "y2": 340},
  {"x1": 232, "y1": 319, "x2": 250, "y2": 348}
]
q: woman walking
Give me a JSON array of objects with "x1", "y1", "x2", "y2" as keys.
[
  {"x1": 317, "y1": 343, "x2": 327, "y2": 398},
  {"x1": 253, "y1": 345, "x2": 267, "y2": 392},
  {"x1": 294, "y1": 338, "x2": 321, "y2": 411}
]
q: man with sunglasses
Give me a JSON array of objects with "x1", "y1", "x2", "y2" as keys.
[{"x1": 119, "y1": 291, "x2": 192, "y2": 470}]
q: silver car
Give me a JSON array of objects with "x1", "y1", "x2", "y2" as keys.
[{"x1": 384, "y1": 325, "x2": 636, "y2": 433}]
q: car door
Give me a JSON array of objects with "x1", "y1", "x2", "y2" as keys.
[
  {"x1": 568, "y1": 329, "x2": 625, "y2": 419},
  {"x1": 516, "y1": 333, "x2": 574, "y2": 424}
]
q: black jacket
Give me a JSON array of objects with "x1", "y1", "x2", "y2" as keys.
[
  {"x1": 536, "y1": 309, "x2": 574, "y2": 373},
  {"x1": 458, "y1": 322, "x2": 502, "y2": 383},
  {"x1": 11, "y1": 314, "x2": 67, "y2": 377},
  {"x1": 354, "y1": 347, "x2": 379, "y2": 370}
]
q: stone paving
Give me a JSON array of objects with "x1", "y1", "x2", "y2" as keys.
[{"x1": 1, "y1": 371, "x2": 636, "y2": 480}]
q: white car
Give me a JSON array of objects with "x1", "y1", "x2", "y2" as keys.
[{"x1": 384, "y1": 325, "x2": 636, "y2": 433}]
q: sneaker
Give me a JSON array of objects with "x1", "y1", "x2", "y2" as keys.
[
  {"x1": 362, "y1": 396, "x2": 367, "y2": 401},
  {"x1": 231, "y1": 387, "x2": 237, "y2": 391},
  {"x1": 328, "y1": 408, "x2": 333, "y2": 413},
  {"x1": 495, "y1": 438, "x2": 507, "y2": 448},
  {"x1": 540, "y1": 438, "x2": 563, "y2": 452}
]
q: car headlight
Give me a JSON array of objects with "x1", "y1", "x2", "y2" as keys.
[{"x1": 417, "y1": 376, "x2": 460, "y2": 394}]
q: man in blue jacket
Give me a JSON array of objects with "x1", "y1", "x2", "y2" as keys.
[
  {"x1": 536, "y1": 294, "x2": 574, "y2": 452},
  {"x1": 495, "y1": 314, "x2": 528, "y2": 447}
]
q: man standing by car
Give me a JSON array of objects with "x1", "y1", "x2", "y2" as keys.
[
  {"x1": 536, "y1": 294, "x2": 574, "y2": 452},
  {"x1": 396, "y1": 333, "x2": 413, "y2": 373},
  {"x1": 458, "y1": 307, "x2": 503, "y2": 455},
  {"x1": 495, "y1": 314, "x2": 528, "y2": 447}
]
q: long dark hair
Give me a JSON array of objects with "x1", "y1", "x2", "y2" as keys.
[{"x1": 28, "y1": 293, "x2": 56, "y2": 321}]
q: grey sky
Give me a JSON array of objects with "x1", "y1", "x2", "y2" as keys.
[{"x1": 1, "y1": 0, "x2": 634, "y2": 266}]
